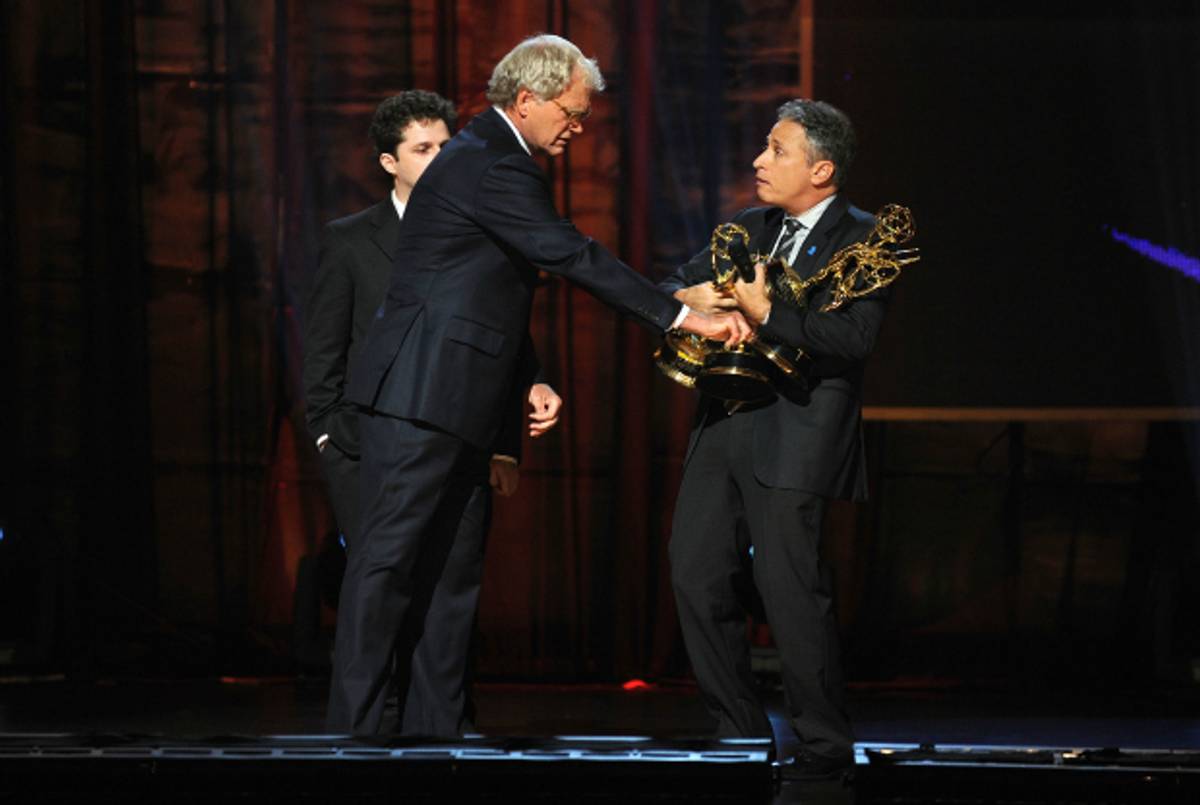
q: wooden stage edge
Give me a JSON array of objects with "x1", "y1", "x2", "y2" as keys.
[{"x1": 862, "y1": 407, "x2": 1200, "y2": 422}]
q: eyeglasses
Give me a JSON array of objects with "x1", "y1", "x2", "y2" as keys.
[{"x1": 549, "y1": 98, "x2": 592, "y2": 126}]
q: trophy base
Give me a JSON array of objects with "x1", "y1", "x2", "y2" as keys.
[
  {"x1": 654, "y1": 335, "x2": 809, "y2": 405},
  {"x1": 696, "y1": 361, "x2": 776, "y2": 404},
  {"x1": 654, "y1": 334, "x2": 712, "y2": 389},
  {"x1": 751, "y1": 340, "x2": 812, "y2": 403},
  {"x1": 654, "y1": 354, "x2": 699, "y2": 388}
]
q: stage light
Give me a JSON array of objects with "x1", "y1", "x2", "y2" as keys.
[{"x1": 1108, "y1": 226, "x2": 1200, "y2": 283}]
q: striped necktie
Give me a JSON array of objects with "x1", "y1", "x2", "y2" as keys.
[{"x1": 773, "y1": 218, "x2": 805, "y2": 262}]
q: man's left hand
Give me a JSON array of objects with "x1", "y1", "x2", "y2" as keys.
[
  {"x1": 528, "y1": 382, "x2": 562, "y2": 437},
  {"x1": 733, "y1": 263, "x2": 772, "y2": 326},
  {"x1": 489, "y1": 457, "x2": 519, "y2": 497}
]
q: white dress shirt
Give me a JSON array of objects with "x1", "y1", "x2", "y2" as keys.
[{"x1": 769, "y1": 193, "x2": 837, "y2": 266}]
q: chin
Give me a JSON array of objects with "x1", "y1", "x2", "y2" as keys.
[{"x1": 755, "y1": 186, "x2": 776, "y2": 205}]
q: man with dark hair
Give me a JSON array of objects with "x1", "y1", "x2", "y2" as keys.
[
  {"x1": 367, "y1": 90, "x2": 457, "y2": 159},
  {"x1": 661, "y1": 99, "x2": 882, "y2": 781},
  {"x1": 304, "y1": 90, "x2": 558, "y2": 552},
  {"x1": 327, "y1": 35, "x2": 750, "y2": 737}
]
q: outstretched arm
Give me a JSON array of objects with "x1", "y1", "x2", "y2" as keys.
[{"x1": 475, "y1": 155, "x2": 751, "y2": 346}]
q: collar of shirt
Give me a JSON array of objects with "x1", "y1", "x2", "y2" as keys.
[
  {"x1": 788, "y1": 193, "x2": 837, "y2": 233},
  {"x1": 391, "y1": 189, "x2": 406, "y2": 220},
  {"x1": 771, "y1": 193, "x2": 837, "y2": 263},
  {"x1": 493, "y1": 105, "x2": 532, "y2": 156}
]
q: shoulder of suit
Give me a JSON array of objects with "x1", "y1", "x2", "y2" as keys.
[
  {"x1": 421, "y1": 115, "x2": 535, "y2": 201},
  {"x1": 847, "y1": 203, "x2": 874, "y2": 227},
  {"x1": 325, "y1": 200, "x2": 388, "y2": 234},
  {"x1": 844, "y1": 206, "x2": 876, "y2": 243},
  {"x1": 445, "y1": 109, "x2": 528, "y2": 162}
]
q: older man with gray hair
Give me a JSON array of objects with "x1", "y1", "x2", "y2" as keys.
[{"x1": 326, "y1": 34, "x2": 751, "y2": 736}]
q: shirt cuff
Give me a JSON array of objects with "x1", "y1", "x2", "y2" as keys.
[
  {"x1": 669, "y1": 303, "x2": 691, "y2": 331},
  {"x1": 316, "y1": 434, "x2": 329, "y2": 452},
  {"x1": 491, "y1": 454, "x2": 518, "y2": 465}
]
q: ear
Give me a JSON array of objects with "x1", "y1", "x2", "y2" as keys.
[
  {"x1": 515, "y1": 88, "x2": 535, "y2": 118},
  {"x1": 812, "y1": 159, "x2": 835, "y2": 186},
  {"x1": 379, "y1": 151, "x2": 398, "y2": 177}
]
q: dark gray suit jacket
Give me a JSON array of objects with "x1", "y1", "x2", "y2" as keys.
[
  {"x1": 659, "y1": 196, "x2": 883, "y2": 501},
  {"x1": 303, "y1": 199, "x2": 399, "y2": 458}
]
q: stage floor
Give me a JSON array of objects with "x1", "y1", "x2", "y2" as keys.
[
  {"x1": 2, "y1": 676, "x2": 1198, "y2": 749},
  {"x1": 3, "y1": 677, "x2": 1200, "y2": 803}
]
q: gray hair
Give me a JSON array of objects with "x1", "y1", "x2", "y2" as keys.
[
  {"x1": 486, "y1": 34, "x2": 605, "y2": 107},
  {"x1": 777, "y1": 99, "x2": 857, "y2": 188}
]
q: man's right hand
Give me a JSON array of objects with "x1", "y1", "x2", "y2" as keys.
[
  {"x1": 679, "y1": 308, "x2": 754, "y2": 349},
  {"x1": 673, "y1": 283, "x2": 738, "y2": 315}
]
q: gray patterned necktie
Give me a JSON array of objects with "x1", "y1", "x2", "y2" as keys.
[{"x1": 773, "y1": 218, "x2": 805, "y2": 262}]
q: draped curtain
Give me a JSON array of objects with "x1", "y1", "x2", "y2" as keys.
[
  {"x1": 4, "y1": 1, "x2": 1196, "y2": 683},
  {"x1": 2, "y1": 0, "x2": 814, "y2": 678}
]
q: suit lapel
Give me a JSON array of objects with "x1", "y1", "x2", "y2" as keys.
[
  {"x1": 370, "y1": 198, "x2": 400, "y2": 263},
  {"x1": 753, "y1": 208, "x2": 785, "y2": 256},
  {"x1": 793, "y1": 195, "x2": 850, "y2": 281}
]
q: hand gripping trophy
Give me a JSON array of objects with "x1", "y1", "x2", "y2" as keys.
[{"x1": 654, "y1": 204, "x2": 920, "y2": 403}]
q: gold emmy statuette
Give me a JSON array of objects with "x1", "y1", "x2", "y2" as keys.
[
  {"x1": 655, "y1": 222, "x2": 779, "y2": 402},
  {"x1": 655, "y1": 221, "x2": 804, "y2": 402},
  {"x1": 700, "y1": 223, "x2": 806, "y2": 402},
  {"x1": 698, "y1": 224, "x2": 779, "y2": 402},
  {"x1": 655, "y1": 204, "x2": 919, "y2": 403},
  {"x1": 710, "y1": 222, "x2": 757, "y2": 289},
  {"x1": 765, "y1": 203, "x2": 921, "y2": 312}
]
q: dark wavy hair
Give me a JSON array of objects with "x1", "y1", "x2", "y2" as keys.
[
  {"x1": 368, "y1": 90, "x2": 457, "y2": 156},
  {"x1": 776, "y1": 99, "x2": 856, "y2": 188}
]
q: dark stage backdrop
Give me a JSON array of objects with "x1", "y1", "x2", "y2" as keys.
[
  {"x1": 813, "y1": 4, "x2": 1200, "y2": 411},
  {"x1": 3, "y1": 1, "x2": 1198, "y2": 685}
]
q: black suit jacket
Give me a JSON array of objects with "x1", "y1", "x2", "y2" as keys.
[
  {"x1": 348, "y1": 107, "x2": 682, "y2": 453},
  {"x1": 303, "y1": 199, "x2": 399, "y2": 458},
  {"x1": 660, "y1": 196, "x2": 883, "y2": 501}
]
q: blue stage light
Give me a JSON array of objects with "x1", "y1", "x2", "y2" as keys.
[{"x1": 1108, "y1": 227, "x2": 1200, "y2": 282}]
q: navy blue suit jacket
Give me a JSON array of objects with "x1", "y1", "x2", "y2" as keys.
[
  {"x1": 660, "y1": 196, "x2": 883, "y2": 501},
  {"x1": 348, "y1": 107, "x2": 682, "y2": 454}
]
